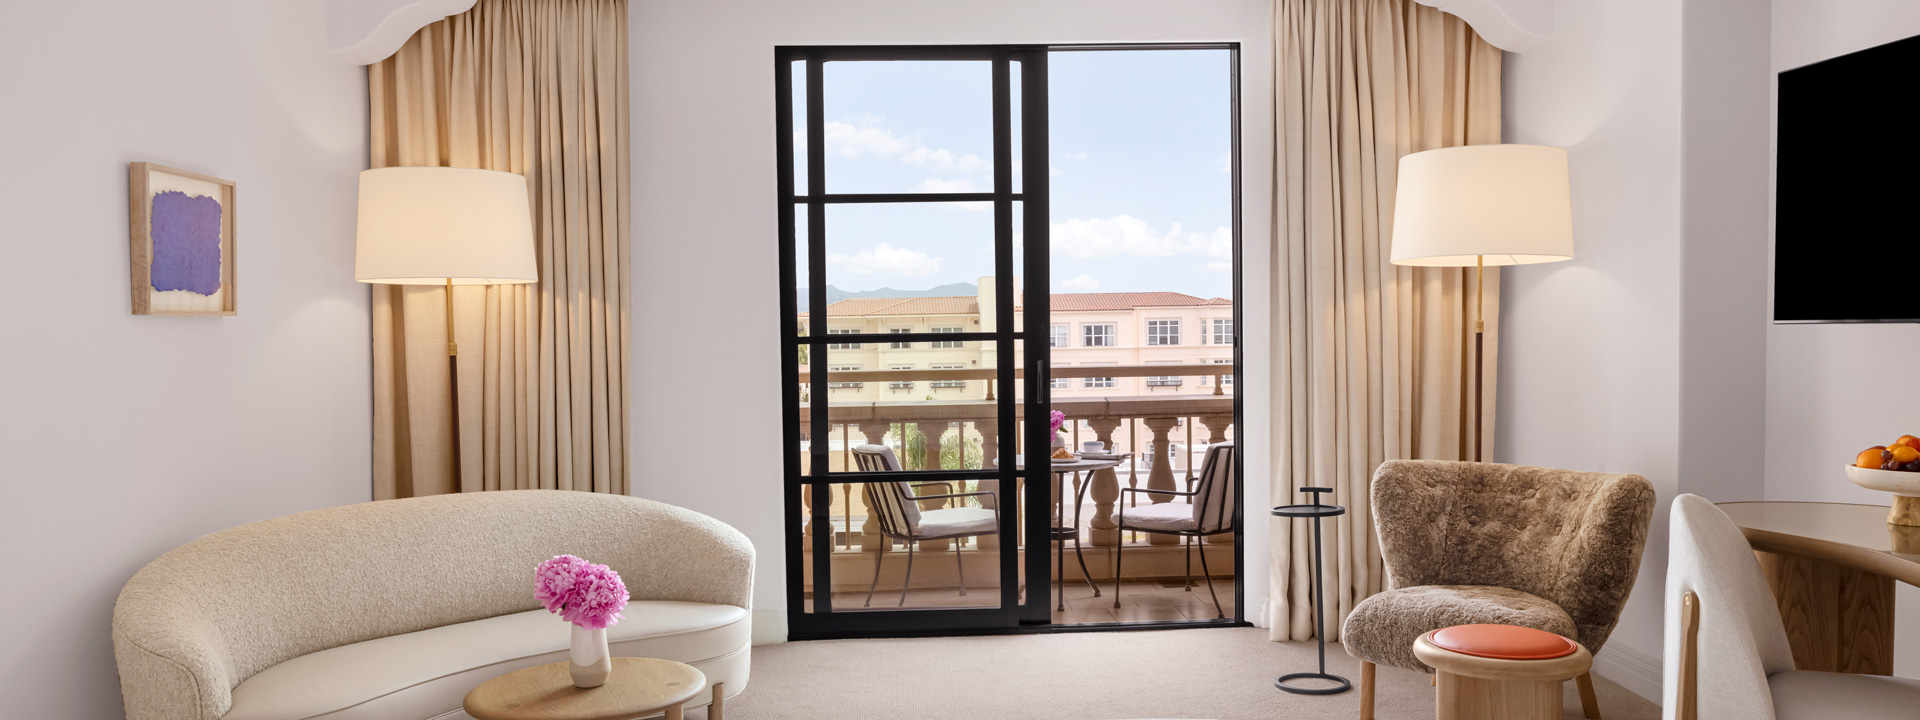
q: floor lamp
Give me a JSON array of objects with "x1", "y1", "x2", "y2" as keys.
[
  {"x1": 1389, "y1": 144, "x2": 1573, "y2": 462},
  {"x1": 355, "y1": 167, "x2": 538, "y2": 480}
]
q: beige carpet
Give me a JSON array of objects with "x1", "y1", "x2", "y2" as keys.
[{"x1": 710, "y1": 627, "x2": 1660, "y2": 720}]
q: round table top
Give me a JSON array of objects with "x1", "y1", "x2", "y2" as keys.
[
  {"x1": 1271, "y1": 503, "x2": 1346, "y2": 518},
  {"x1": 1716, "y1": 500, "x2": 1920, "y2": 586},
  {"x1": 464, "y1": 658, "x2": 706, "y2": 720},
  {"x1": 1004, "y1": 454, "x2": 1129, "y2": 473}
]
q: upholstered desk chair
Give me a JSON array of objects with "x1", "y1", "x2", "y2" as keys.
[
  {"x1": 1665, "y1": 494, "x2": 1920, "y2": 720},
  {"x1": 852, "y1": 445, "x2": 1000, "y2": 607},
  {"x1": 1343, "y1": 460, "x2": 1655, "y2": 720}
]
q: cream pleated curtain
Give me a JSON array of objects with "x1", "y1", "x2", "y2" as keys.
[
  {"x1": 368, "y1": 0, "x2": 630, "y2": 499},
  {"x1": 1269, "y1": 0, "x2": 1503, "y2": 641}
]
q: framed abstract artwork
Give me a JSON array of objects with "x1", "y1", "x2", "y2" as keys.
[{"x1": 128, "y1": 162, "x2": 237, "y2": 316}]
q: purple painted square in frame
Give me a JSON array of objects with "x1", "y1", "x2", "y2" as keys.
[{"x1": 148, "y1": 190, "x2": 224, "y2": 295}]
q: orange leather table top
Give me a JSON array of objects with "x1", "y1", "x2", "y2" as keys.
[{"x1": 1428, "y1": 624, "x2": 1578, "y2": 660}]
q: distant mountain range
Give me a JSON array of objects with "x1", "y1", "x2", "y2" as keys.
[{"x1": 796, "y1": 283, "x2": 977, "y2": 312}]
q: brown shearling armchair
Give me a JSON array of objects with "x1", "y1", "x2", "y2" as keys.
[{"x1": 1342, "y1": 460, "x2": 1655, "y2": 720}]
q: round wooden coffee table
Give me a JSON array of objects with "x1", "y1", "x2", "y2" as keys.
[
  {"x1": 1413, "y1": 626, "x2": 1592, "y2": 720},
  {"x1": 464, "y1": 657, "x2": 708, "y2": 720}
]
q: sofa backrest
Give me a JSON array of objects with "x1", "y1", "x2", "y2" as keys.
[
  {"x1": 1371, "y1": 459, "x2": 1654, "y2": 655},
  {"x1": 111, "y1": 491, "x2": 753, "y2": 719}
]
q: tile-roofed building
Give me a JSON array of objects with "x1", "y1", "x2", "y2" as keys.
[{"x1": 802, "y1": 291, "x2": 1229, "y2": 318}]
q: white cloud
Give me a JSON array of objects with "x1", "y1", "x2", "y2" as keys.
[
  {"x1": 1050, "y1": 167, "x2": 1065, "y2": 177},
  {"x1": 1206, "y1": 262, "x2": 1232, "y2": 272},
  {"x1": 1217, "y1": 155, "x2": 1233, "y2": 174},
  {"x1": 1060, "y1": 152, "x2": 1089, "y2": 160},
  {"x1": 1061, "y1": 274, "x2": 1101, "y2": 290},
  {"x1": 1049, "y1": 216, "x2": 1232, "y2": 260},
  {"x1": 810, "y1": 114, "x2": 988, "y2": 172},
  {"x1": 827, "y1": 243, "x2": 943, "y2": 276}
]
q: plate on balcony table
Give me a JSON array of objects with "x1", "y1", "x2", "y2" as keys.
[{"x1": 1079, "y1": 452, "x2": 1126, "y2": 460}]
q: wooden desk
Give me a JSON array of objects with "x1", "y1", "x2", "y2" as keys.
[{"x1": 1717, "y1": 501, "x2": 1920, "y2": 676}]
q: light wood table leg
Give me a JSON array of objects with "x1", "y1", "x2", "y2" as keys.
[
  {"x1": 1754, "y1": 550, "x2": 1895, "y2": 675},
  {"x1": 1575, "y1": 672, "x2": 1600, "y2": 719},
  {"x1": 664, "y1": 704, "x2": 683, "y2": 720},
  {"x1": 709, "y1": 682, "x2": 724, "y2": 720}
]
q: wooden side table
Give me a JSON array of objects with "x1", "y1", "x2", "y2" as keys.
[
  {"x1": 464, "y1": 657, "x2": 721, "y2": 720},
  {"x1": 1413, "y1": 629, "x2": 1592, "y2": 720}
]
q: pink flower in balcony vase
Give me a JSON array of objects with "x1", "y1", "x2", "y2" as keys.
[
  {"x1": 1049, "y1": 410, "x2": 1066, "y2": 439},
  {"x1": 534, "y1": 555, "x2": 588, "y2": 614},
  {"x1": 561, "y1": 562, "x2": 630, "y2": 630}
]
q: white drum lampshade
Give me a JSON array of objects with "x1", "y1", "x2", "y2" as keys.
[
  {"x1": 355, "y1": 167, "x2": 537, "y2": 285},
  {"x1": 1390, "y1": 144, "x2": 1574, "y2": 267}
]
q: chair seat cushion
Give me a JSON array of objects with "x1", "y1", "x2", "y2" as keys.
[
  {"x1": 1115, "y1": 502, "x2": 1194, "y2": 532},
  {"x1": 917, "y1": 506, "x2": 996, "y2": 537},
  {"x1": 223, "y1": 601, "x2": 749, "y2": 720},
  {"x1": 1341, "y1": 585, "x2": 1576, "y2": 672},
  {"x1": 1770, "y1": 670, "x2": 1920, "y2": 720}
]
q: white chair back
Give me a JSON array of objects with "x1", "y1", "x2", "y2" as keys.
[
  {"x1": 852, "y1": 445, "x2": 920, "y2": 537},
  {"x1": 1663, "y1": 494, "x2": 1794, "y2": 720},
  {"x1": 1191, "y1": 441, "x2": 1237, "y2": 533}
]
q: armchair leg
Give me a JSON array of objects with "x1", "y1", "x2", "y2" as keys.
[
  {"x1": 1358, "y1": 661, "x2": 1375, "y2": 720},
  {"x1": 953, "y1": 540, "x2": 967, "y2": 596},
  {"x1": 899, "y1": 541, "x2": 917, "y2": 607},
  {"x1": 1112, "y1": 529, "x2": 1125, "y2": 609},
  {"x1": 1576, "y1": 671, "x2": 1601, "y2": 719},
  {"x1": 1184, "y1": 535, "x2": 1195, "y2": 591},
  {"x1": 1195, "y1": 533, "x2": 1224, "y2": 619}
]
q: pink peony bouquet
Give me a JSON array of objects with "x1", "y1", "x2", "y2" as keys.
[
  {"x1": 534, "y1": 555, "x2": 630, "y2": 630},
  {"x1": 1049, "y1": 410, "x2": 1066, "y2": 437}
]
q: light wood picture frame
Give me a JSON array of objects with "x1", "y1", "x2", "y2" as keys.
[{"x1": 129, "y1": 162, "x2": 237, "y2": 316}]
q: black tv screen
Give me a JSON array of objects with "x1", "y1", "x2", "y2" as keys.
[{"x1": 1775, "y1": 32, "x2": 1920, "y2": 323}]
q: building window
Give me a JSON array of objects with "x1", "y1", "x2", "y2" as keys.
[
  {"x1": 1214, "y1": 359, "x2": 1234, "y2": 387},
  {"x1": 1206, "y1": 318, "x2": 1233, "y2": 345},
  {"x1": 888, "y1": 364, "x2": 915, "y2": 390},
  {"x1": 1146, "y1": 319, "x2": 1180, "y2": 346},
  {"x1": 828, "y1": 328, "x2": 861, "y2": 350},
  {"x1": 931, "y1": 327, "x2": 965, "y2": 349},
  {"x1": 888, "y1": 328, "x2": 913, "y2": 350},
  {"x1": 827, "y1": 364, "x2": 863, "y2": 389},
  {"x1": 1082, "y1": 323, "x2": 1115, "y2": 347},
  {"x1": 1082, "y1": 363, "x2": 1116, "y2": 389},
  {"x1": 1146, "y1": 361, "x2": 1183, "y2": 387},
  {"x1": 929, "y1": 363, "x2": 967, "y2": 389},
  {"x1": 1050, "y1": 362, "x2": 1070, "y2": 389},
  {"x1": 1049, "y1": 324, "x2": 1068, "y2": 348}
]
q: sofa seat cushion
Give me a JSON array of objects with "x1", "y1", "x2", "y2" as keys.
[
  {"x1": 1770, "y1": 670, "x2": 1920, "y2": 720},
  {"x1": 224, "y1": 601, "x2": 748, "y2": 720},
  {"x1": 1341, "y1": 585, "x2": 1576, "y2": 672}
]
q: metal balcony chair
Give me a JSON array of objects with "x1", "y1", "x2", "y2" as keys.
[
  {"x1": 852, "y1": 445, "x2": 1001, "y2": 608},
  {"x1": 1112, "y1": 441, "x2": 1237, "y2": 618}
]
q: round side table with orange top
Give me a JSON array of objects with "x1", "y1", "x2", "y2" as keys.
[
  {"x1": 1413, "y1": 624, "x2": 1593, "y2": 720},
  {"x1": 464, "y1": 657, "x2": 715, "y2": 720}
]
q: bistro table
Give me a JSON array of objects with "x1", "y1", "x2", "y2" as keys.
[{"x1": 1009, "y1": 454, "x2": 1131, "y2": 610}]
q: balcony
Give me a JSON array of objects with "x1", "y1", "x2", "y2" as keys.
[{"x1": 796, "y1": 364, "x2": 1236, "y2": 622}]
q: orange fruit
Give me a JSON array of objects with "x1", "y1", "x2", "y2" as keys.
[
  {"x1": 1896, "y1": 435, "x2": 1920, "y2": 451},
  {"x1": 1891, "y1": 445, "x2": 1919, "y2": 464},
  {"x1": 1859, "y1": 447, "x2": 1889, "y2": 469}
]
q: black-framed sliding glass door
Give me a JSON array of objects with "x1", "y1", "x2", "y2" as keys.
[
  {"x1": 779, "y1": 45, "x2": 1053, "y2": 637},
  {"x1": 779, "y1": 43, "x2": 1245, "y2": 640}
]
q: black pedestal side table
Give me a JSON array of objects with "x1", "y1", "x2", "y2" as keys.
[{"x1": 1271, "y1": 487, "x2": 1352, "y2": 695}]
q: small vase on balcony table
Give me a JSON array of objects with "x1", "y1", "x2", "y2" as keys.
[{"x1": 569, "y1": 624, "x2": 612, "y2": 688}]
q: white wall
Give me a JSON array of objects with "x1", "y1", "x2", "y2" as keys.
[
  {"x1": 0, "y1": 1, "x2": 370, "y2": 717},
  {"x1": 628, "y1": 0, "x2": 1275, "y2": 641},
  {"x1": 1765, "y1": 0, "x2": 1920, "y2": 674},
  {"x1": 1498, "y1": 0, "x2": 1685, "y2": 697}
]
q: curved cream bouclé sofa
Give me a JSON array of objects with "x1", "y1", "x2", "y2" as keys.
[{"x1": 113, "y1": 490, "x2": 754, "y2": 720}]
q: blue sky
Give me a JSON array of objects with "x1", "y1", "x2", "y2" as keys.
[{"x1": 796, "y1": 49, "x2": 1234, "y2": 300}]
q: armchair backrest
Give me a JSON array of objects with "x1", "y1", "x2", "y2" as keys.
[
  {"x1": 852, "y1": 445, "x2": 919, "y2": 537},
  {"x1": 1371, "y1": 460, "x2": 1655, "y2": 654},
  {"x1": 1191, "y1": 442, "x2": 1238, "y2": 533},
  {"x1": 1662, "y1": 494, "x2": 1791, "y2": 720}
]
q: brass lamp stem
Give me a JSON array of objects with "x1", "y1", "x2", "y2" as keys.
[
  {"x1": 1473, "y1": 255, "x2": 1484, "y2": 463},
  {"x1": 446, "y1": 277, "x2": 462, "y2": 483}
]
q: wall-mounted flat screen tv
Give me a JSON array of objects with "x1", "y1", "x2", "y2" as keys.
[{"x1": 1775, "y1": 32, "x2": 1920, "y2": 323}]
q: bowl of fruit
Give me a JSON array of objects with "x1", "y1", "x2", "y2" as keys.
[{"x1": 1848, "y1": 436, "x2": 1920, "y2": 526}]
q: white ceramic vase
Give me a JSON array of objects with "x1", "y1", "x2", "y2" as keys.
[{"x1": 569, "y1": 624, "x2": 612, "y2": 688}]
